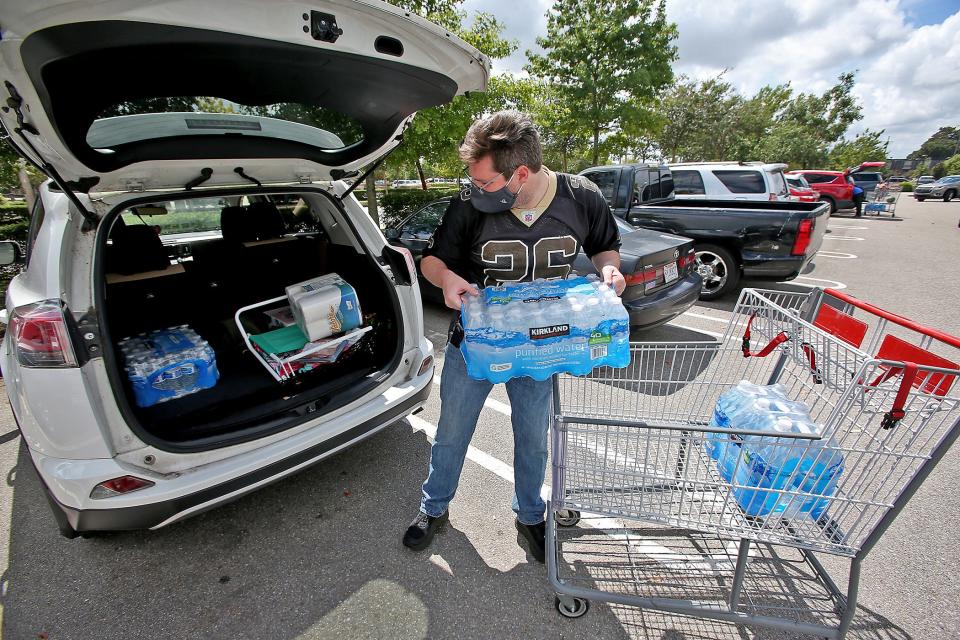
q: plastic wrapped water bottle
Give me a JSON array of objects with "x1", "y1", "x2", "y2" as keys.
[
  {"x1": 460, "y1": 277, "x2": 630, "y2": 382},
  {"x1": 730, "y1": 404, "x2": 844, "y2": 519},
  {"x1": 704, "y1": 381, "x2": 789, "y2": 478}
]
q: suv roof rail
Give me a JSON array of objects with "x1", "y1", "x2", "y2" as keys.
[{"x1": 670, "y1": 161, "x2": 765, "y2": 167}]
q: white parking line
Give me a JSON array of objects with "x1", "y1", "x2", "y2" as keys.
[
  {"x1": 667, "y1": 322, "x2": 726, "y2": 339},
  {"x1": 817, "y1": 250, "x2": 858, "y2": 260},
  {"x1": 792, "y1": 275, "x2": 847, "y2": 290},
  {"x1": 682, "y1": 311, "x2": 733, "y2": 325},
  {"x1": 823, "y1": 235, "x2": 864, "y2": 241},
  {"x1": 828, "y1": 225, "x2": 868, "y2": 230}
]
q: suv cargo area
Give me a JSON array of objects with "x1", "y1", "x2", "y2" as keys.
[{"x1": 98, "y1": 190, "x2": 402, "y2": 449}]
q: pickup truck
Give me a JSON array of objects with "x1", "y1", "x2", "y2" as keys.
[{"x1": 579, "y1": 164, "x2": 830, "y2": 300}]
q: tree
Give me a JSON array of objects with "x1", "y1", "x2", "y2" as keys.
[
  {"x1": 755, "y1": 72, "x2": 863, "y2": 168},
  {"x1": 526, "y1": 0, "x2": 677, "y2": 166},
  {"x1": 828, "y1": 129, "x2": 888, "y2": 171},
  {"x1": 907, "y1": 126, "x2": 959, "y2": 165},
  {"x1": 654, "y1": 74, "x2": 740, "y2": 162},
  {"x1": 943, "y1": 153, "x2": 960, "y2": 176},
  {"x1": 933, "y1": 162, "x2": 947, "y2": 179}
]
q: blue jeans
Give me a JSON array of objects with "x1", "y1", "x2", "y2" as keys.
[{"x1": 420, "y1": 343, "x2": 553, "y2": 525}]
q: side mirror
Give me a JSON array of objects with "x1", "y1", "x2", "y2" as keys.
[
  {"x1": 0, "y1": 240, "x2": 23, "y2": 266},
  {"x1": 384, "y1": 228, "x2": 401, "y2": 241}
]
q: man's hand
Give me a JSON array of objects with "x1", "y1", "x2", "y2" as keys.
[
  {"x1": 601, "y1": 265, "x2": 626, "y2": 296},
  {"x1": 440, "y1": 270, "x2": 479, "y2": 310}
]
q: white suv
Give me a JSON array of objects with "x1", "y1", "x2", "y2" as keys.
[
  {"x1": 0, "y1": 0, "x2": 487, "y2": 536},
  {"x1": 670, "y1": 162, "x2": 791, "y2": 202}
]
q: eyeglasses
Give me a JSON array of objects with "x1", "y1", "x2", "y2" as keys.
[{"x1": 461, "y1": 167, "x2": 516, "y2": 192}]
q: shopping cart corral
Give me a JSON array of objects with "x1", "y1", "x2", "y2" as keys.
[{"x1": 546, "y1": 288, "x2": 960, "y2": 638}]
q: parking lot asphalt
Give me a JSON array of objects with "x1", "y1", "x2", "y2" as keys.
[{"x1": 0, "y1": 196, "x2": 958, "y2": 639}]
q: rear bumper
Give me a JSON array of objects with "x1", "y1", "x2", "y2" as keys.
[
  {"x1": 623, "y1": 273, "x2": 701, "y2": 330},
  {"x1": 33, "y1": 376, "x2": 432, "y2": 534},
  {"x1": 741, "y1": 254, "x2": 808, "y2": 280}
]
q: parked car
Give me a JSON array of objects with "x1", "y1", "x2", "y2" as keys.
[
  {"x1": 913, "y1": 175, "x2": 960, "y2": 202},
  {"x1": 386, "y1": 197, "x2": 702, "y2": 330},
  {"x1": 391, "y1": 179, "x2": 421, "y2": 189},
  {"x1": 886, "y1": 176, "x2": 908, "y2": 184},
  {"x1": 0, "y1": 0, "x2": 489, "y2": 536},
  {"x1": 580, "y1": 164, "x2": 829, "y2": 300},
  {"x1": 849, "y1": 170, "x2": 884, "y2": 195},
  {"x1": 787, "y1": 161, "x2": 886, "y2": 213},
  {"x1": 668, "y1": 162, "x2": 791, "y2": 202},
  {"x1": 915, "y1": 175, "x2": 936, "y2": 186},
  {"x1": 785, "y1": 174, "x2": 820, "y2": 202}
]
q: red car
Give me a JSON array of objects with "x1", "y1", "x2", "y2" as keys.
[
  {"x1": 785, "y1": 174, "x2": 820, "y2": 202},
  {"x1": 787, "y1": 162, "x2": 886, "y2": 213}
]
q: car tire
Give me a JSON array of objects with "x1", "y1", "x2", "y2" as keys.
[
  {"x1": 694, "y1": 244, "x2": 740, "y2": 301},
  {"x1": 818, "y1": 196, "x2": 836, "y2": 214},
  {"x1": 916, "y1": 197, "x2": 926, "y2": 202},
  {"x1": 944, "y1": 191, "x2": 955, "y2": 202}
]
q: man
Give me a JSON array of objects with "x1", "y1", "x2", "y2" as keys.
[
  {"x1": 852, "y1": 183, "x2": 865, "y2": 217},
  {"x1": 401, "y1": 110, "x2": 626, "y2": 562}
]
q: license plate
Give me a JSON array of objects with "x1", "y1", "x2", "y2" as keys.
[{"x1": 663, "y1": 262, "x2": 679, "y2": 283}]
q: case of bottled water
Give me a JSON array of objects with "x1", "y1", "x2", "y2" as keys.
[
  {"x1": 119, "y1": 325, "x2": 219, "y2": 408},
  {"x1": 460, "y1": 276, "x2": 630, "y2": 383},
  {"x1": 706, "y1": 381, "x2": 845, "y2": 519}
]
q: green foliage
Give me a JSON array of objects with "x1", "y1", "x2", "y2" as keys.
[
  {"x1": 900, "y1": 182, "x2": 913, "y2": 192},
  {"x1": 380, "y1": 187, "x2": 460, "y2": 229},
  {"x1": 526, "y1": 0, "x2": 677, "y2": 166},
  {"x1": 0, "y1": 138, "x2": 21, "y2": 192},
  {"x1": 943, "y1": 153, "x2": 960, "y2": 176},
  {"x1": 933, "y1": 162, "x2": 947, "y2": 179},
  {"x1": 0, "y1": 220, "x2": 28, "y2": 241},
  {"x1": 907, "y1": 126, "x2": 959, "y2": 165},
  {"x1": 828, "y1": 129, "x2": 888, "y2": 171},
  {"x1": 653, "y1": 71, "x2": 865, "y2": 169}
]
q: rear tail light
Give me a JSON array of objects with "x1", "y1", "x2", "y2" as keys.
[
  {"x1": 9, "y1": 300, "x2": 78, "y2": 368},
  {"x1": 624, "y1": 252, "x2": 697, "y2": 288},
  {"x1": 90, "y1": 475, "x2": 155, "y2": 499},
  {"x1": 792, "y1": 219, "x2": 814, "y2": 256}
]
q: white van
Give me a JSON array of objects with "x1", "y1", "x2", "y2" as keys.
[
  {"x1": 0, "y1": 0, "x2": 488, "y2": 536},
  {"x1": 670, "y1": 162, "x2": 791, "y2": 202}
]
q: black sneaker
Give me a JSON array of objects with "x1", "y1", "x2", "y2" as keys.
[
  {"x1": 515, "y1": 519, "x2": 546, "y2": 563},
  {"x1": 402, "y1": 510, "x2": 448, "y2": 551}
]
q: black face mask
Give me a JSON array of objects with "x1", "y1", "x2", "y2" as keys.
[{"x1": 466, "y1": 171, "x2": 524, "y2": 213}]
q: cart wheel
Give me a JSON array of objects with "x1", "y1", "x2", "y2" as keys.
[
  {"x1": 555, "y1": 509, "x2": 581, "y2": 527},
  {"x1": 555, "y1": 595, "x2": 590, "y2": 619}
]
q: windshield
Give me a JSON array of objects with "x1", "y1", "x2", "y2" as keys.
[
  {"x1": 87, "y1": 98, "x2": 362, "y2": 151},
  {"x1": 935, "y1": 176, "x2": 960, "y2": 184},
  {"x1": 615, "y1": 217, "x2": 636, "y2": 234}
]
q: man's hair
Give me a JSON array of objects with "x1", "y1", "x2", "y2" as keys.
[{"x1": 459, "y1": 110, "x2": 543, "y2": 174}]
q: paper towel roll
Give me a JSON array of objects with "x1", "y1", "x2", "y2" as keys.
[{"x1": 285, "y1": 274, "x2": 363, "y2": 341}]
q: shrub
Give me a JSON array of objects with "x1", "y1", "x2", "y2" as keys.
[
  {"x1": 0, "y1": 220, "x2": 29, "y2": 241},
  {"x1": 380, "y1": 187, "x2": 460, "y2": 229},
  {"x1": 900, "y1": 182, "x2": 914, "y2": 192}
]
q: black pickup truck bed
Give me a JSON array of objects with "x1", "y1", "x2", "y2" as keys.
[{"x1": 627, "y1": 199, "x2": 829, "y2": 298}]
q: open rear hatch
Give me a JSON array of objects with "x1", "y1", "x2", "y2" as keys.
[{"x1": 0, "y1": 0, "x2": 488, "y2": 192}]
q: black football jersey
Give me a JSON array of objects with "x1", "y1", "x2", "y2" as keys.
[{"x1": 423, "y1": 172, "x2": 621, "y2": 288}]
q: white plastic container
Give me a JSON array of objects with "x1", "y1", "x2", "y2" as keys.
[{"x1": 285, "y1": 273, "x2": 363, "y2": 341}]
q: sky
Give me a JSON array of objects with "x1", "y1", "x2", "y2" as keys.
[{"x1": 461, "y1": 0, "x2": 960, "y2": 157}]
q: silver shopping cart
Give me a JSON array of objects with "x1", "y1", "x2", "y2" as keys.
[
  {"x1": 546, "y1": 287, "x2": 960, "y2": 638},
  {"x1": 864, "y1": 182, "x2": 901, "y2": 216}
]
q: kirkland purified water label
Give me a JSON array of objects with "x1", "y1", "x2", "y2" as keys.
[{"x1": 460, "y1": 276, "x2": 630, "y2": 383}]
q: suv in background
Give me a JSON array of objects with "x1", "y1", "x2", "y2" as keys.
[
  {"x1": 850, "y1": 171, "x2": 884, "y2": 195},
  {"x1": 913, "y1": 175, "x2": 960, "y2": 202},
  {"x1": 669, "y1": 162, "x2": 790, "y2": 202},
  {"x1": 916, "y1": 176, "x2": 936, "y2": 186},
  {"x1": 788, "y1": 161, "x2": 886, "y2": 213}
]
